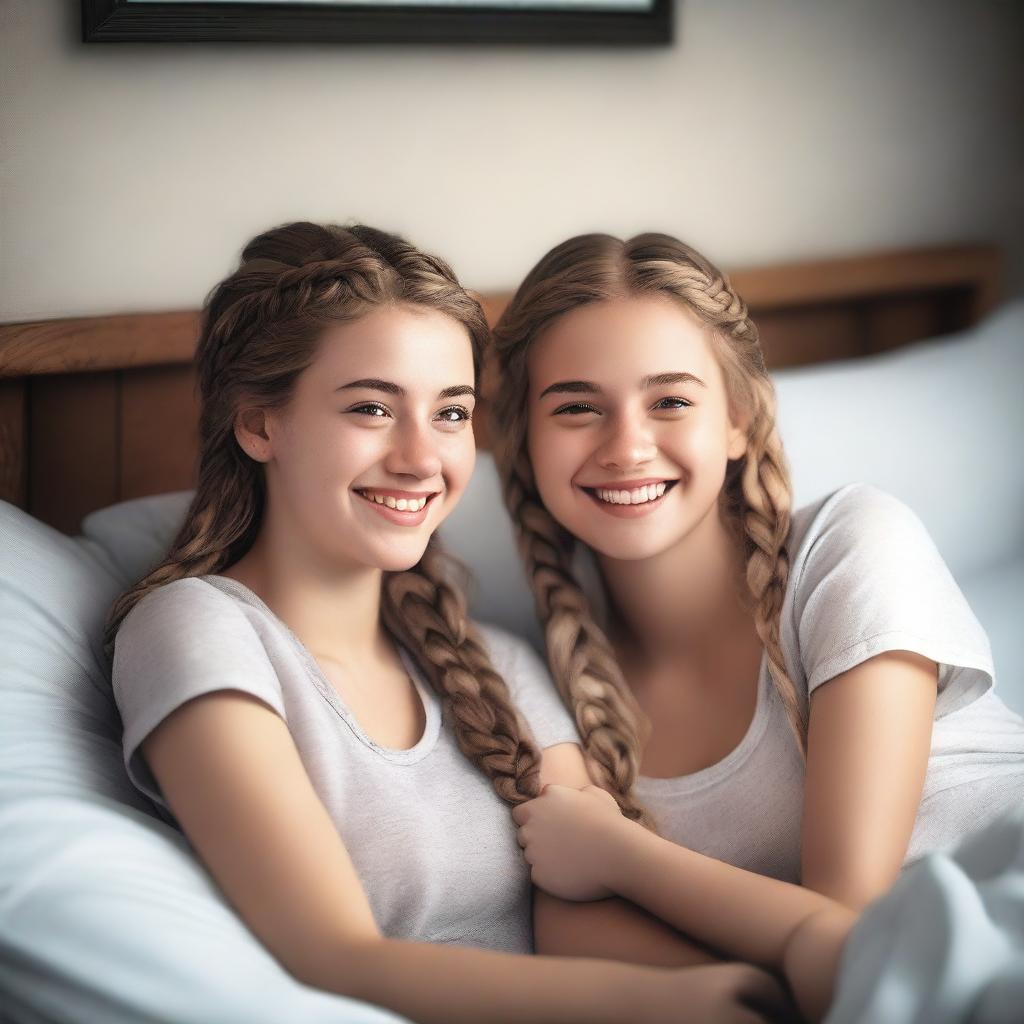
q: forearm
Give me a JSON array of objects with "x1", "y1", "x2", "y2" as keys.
[
  {"x1": 781, "y1": 907, "x2": 857, "y2": 1023},
  {"x1": 315, "y1": 935, "x2": 656, "y2": 1024},
  {"x1": 611, "y1": 826, "x2": 840, "y2": 969},
  {"x1": 533, "y1": 890, "x2": 718, "y2": 967}
]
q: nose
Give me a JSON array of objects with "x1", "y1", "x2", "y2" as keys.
[
  {"x1": 384, "y1": 418, "x2": 443, "y2": 481},
  {"x1": 596, "y1": 411, "x2": 658, "y2": 472}
]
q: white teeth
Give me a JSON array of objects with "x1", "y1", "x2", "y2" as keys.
[
  {"x1": 359, "y1": 491, "x2": 427, "y2": 512},
  {"x1": 594, "y1": 482, "x2": 668, "y2": 506}
]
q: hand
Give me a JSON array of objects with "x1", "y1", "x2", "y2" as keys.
[
  {"x1": 511, "y1": 784, "x2": 636, "y2": 901},
  {"x1": 645, "y1": 964, "x2": 797, "y2": 1024}
]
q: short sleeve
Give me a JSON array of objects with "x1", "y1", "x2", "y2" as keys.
[
  {"x1": 474, "y1": 622, "x2": 581, "y2": 750},
  {"x1": 112, "y1": 578, "x2": 288, "y2": 809},
  {"x1": 789, "y1": 484, "x2": 994, "y2": 717}
]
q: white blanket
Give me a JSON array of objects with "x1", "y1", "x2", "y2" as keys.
[{"x1": 828, "y1": 805, "x2": 1024, "y2": 1024}]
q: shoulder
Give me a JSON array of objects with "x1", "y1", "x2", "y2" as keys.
[
  {"x1": 112, "y1": 576, "x2": 286, "y2": 728},
  {"x1": 113, "y1": 576, "x2": 275, "y2": 687},
  {"x1": 789, "y1": 484, "x2": 934, "y2": 576},
  {"x1": 813, "y1": 482, "x2": 922, "y2": 531},
  {"x1": 118, "y1": 576, "x2": 250, "y2": 645},
  {"x1": 471, "y1": 621, "x2": 546, "y2": 677},
  {"x1": 123, "y1": 573, "x2": 237, "y2": 618}
]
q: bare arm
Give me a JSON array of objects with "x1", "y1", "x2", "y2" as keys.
[
  {"x1": 801, "y1": 650, "x2": 937, "y2": 908},
  {"x1": 142, "y1": 691, "x2": 773, "y2": 1024},
  {"x1": 520, "y1": 789, "x2": 856, "y2": 1021},
  {"x1": 534, "y1": 744, "x2": 717, "y2": 968},
  {"x1": 516, "y1": 649, "x2": 937, "y2": 1017}
]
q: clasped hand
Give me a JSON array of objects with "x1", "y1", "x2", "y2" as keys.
[{"x1": 511, "y1": 784, "x2": 634, "y2": 901}]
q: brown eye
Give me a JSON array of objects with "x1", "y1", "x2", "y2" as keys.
[
  {"x1": 434, "y1": 406, "x2": 472, "y2": 430},
  {"x1": 349, "y1": 403, "x2": 391, "y2": 419}
]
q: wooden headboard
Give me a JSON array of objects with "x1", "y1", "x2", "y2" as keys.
[{"x1": 0, "y1": 243, "x2": 1002, "y2": 534}]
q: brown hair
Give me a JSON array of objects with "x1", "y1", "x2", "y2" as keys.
[
  {"x1": 105, "y1": 221, "x2": 540, "y2": 806},
  {"x1": 491, "y1": 232, "x2": 802, "y2": 825}
]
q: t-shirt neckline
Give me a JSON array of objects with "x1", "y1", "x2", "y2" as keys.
[
  {"x1": 200, "y1": 574, "x2": 441, "y2": 764},
  {"x1": 635, "y1": 649, "x2": 772, "y2": 796}
]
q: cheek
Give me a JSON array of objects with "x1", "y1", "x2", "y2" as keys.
[
  {"x1": 444, "y1": 435, "x2": 477, "y2": 496},
  {"x1": 672, "y1": 412, "x2": 734, "y2": 468},
  {"x1": 526, "y1": 417, "x2": 568, "y2": 494}
]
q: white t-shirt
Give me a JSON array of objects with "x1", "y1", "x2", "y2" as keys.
[
  {"x1": 614, "y1": 484, "x2": 1024, "y2": 882},
  {"x1": 112, "y1": 575, "x2": 579, "y2": 953}
]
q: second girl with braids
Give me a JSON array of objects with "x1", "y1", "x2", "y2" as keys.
[
  {"x1": 104, "y1": 222, "x2": 797, "y2": 1024},
  {"x1": 493, "y1": 232, "x2": 1024, "y2": 1013}
]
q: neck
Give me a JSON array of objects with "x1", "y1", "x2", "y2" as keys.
[
  {"x1": 225, "y1": 513, "x2": 389, "y2": 671},
  {"x1": 597, "y1": 502, "x2": 752, "y2": 667}
]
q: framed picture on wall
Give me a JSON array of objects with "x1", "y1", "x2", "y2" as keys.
[{"x1": 82, "y1": 0, "x2": 673, "y2": 45}]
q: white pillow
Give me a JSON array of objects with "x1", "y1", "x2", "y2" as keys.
[
  {"x1": 0, "y1": 499, "x2": 406, "y2": 1024},
  {"x1": 774, "y1": 299, "x2": 1024, "y2": 579}
]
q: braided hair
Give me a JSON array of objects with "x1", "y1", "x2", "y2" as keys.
[
  {"x1": 105, "y1": 221, "x2": 541, "y2": 807},
  {"x1": 491, "y1": 233, "x2": 803, "y2": 827}
]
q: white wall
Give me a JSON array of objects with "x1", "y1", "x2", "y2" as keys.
[{"x1": 1, "y1": 0, "x2": 1021, "y2": 321}]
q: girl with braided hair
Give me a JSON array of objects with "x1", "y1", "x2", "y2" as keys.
[
  {"x1": 494, "y1": 232, "x2": 1024, "y2": 1017},
  {"x1": 105, "y1": 221, "x2": 795, "y2": 1024}
]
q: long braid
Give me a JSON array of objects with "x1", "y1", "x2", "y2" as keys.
[
  {"x1": 381, "y1": 539, "x2": 542, "y2": 805},
  {"x1": 502, "y1": 449, "x2": 655, "y2": 826},
  {"x1": 738, "y1": 385, "x2": 805, "y2": 752}
]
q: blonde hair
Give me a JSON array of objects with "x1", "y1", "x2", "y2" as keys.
[
  {"x1": 105, "y1": 221, "x2": 541, "y2": 806},
  {"x1": 491, "y1": 232, "x2": 803, "y2": 824}
]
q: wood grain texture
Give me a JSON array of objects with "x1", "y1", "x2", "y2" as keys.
[
  {"x1": 0, "y1": 380, "x2": 28, "y2": 508},
  {"x1": 0, "y1": 311, "x2": 200, "y2": 377},
  {"x1": 728, "y1": 244, "x2": 1002, "y2": 314},
  {"x1": 121, "y1": 366, "x2": 201, "y2": 499},
  {"x1": 29, "y1": 373, "x2": 119, "y2": 534}
]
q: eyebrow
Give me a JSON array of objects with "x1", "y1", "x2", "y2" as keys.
[
  {"x1": 336, "y1": 378, "x2": 477, "y2": 400},
  {"x1": 538, "y1": 372, "x2": 706, "y2": 399}
]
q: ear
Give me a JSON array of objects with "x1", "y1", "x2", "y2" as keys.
[
  {"x1": 234, "y1": 406, "x2": 273, "y2": 463},
  {"x1": 726, "y1": 407, "x2": 749, "y2": 461}
]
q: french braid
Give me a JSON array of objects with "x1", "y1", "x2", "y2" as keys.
[
  {"x1": 382, "y1": 540, "x2": 541, "y2": 805},
  {"x1": 492, "y1": 233, "x2": 806, "y2": 822},
  {"x1": 105, "y1": 221, "x2": 544, "y2": 806}
]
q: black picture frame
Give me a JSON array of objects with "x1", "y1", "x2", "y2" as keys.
[{"x1": 81, "y1": 0, "x2": 673, "y2": 46}]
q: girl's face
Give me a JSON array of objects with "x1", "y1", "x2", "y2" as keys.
[
  {"x1": 526, "y1": 294, "x2": 747, "y2": 562},
  {"x1": 248, "y1": 304, "x2": 477, "y2": 574}
]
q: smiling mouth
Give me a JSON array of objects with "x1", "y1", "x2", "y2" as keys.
[
  {"x1": 353, "y1": 489, "x2": 438, "y2": 513},
  {"x1": 581, "y1": 480, "x2": 678, "y2": 507}
]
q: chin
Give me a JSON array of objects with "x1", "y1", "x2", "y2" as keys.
[
  {"x1": 579, "y1": 532, "x2": 674, "y2": 563},
  {"x1": 377, "y1": 547, "x2": 431, "y2": 574}
]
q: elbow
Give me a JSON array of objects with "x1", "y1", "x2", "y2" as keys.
[
  {"x1": 805, "y1": 877, "x2": 889, "y2": 913},
  {"x1": 803, "y1": 864, "x2": 897, "y2": 913},
  {"x1": 782, "y1": 907, "x2": 858, "y2": 1024}
]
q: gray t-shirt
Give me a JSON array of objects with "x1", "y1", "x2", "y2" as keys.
[
  {"x1": 602, "y1": 484, "x2": 1024, "y2": 883},
  {"x1": 112, "y1": 574, "x2": 579, "y2": 954}
]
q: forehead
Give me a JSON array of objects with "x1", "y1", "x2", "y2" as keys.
[
  {"x1": 307, "y1": 304, "x2": 474, "y2": 385},
  {"x1": 527, "y1": 294, "x2": 718, "y2": 388}
]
